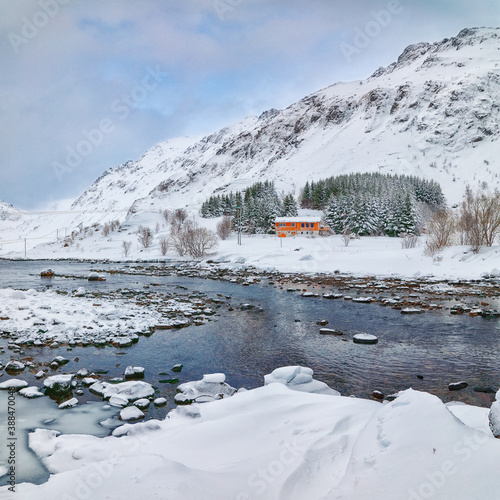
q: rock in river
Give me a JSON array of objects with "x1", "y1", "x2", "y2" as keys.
[
  {"x1": 353, "y1": 333, "x2": 378, "y2": 345},
  {"x1": 449, "y1": 381, "x2": 468, "y2": 391},
  {"x1": 319, "y1": 328, "x2": 343, "y2": 336}
]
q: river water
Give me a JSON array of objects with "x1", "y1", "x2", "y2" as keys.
[{"x1": 1, "y1": 260, "x2": 499, "y2": 485}]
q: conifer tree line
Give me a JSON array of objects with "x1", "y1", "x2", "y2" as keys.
[
  {"x1": 200, "y1": 181, "x2": 298, "y2": 234},
  {"x1": 306, "y1": 173, "x2": 445, "y2": 236},
  {"x1": 300, "y1": 173, "x2": 445, "y2": 210},
  {"x1": 200, "y1": 173, "x2": 446, "y2": 237}
]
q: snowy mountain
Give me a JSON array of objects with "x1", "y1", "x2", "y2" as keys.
[
  {"x1": 2, "y1": 26, "x2": 499, "y2": 251},
  {"x1": 0, "y1": 200, "x2": 20, "y2": 221},
  {"x1": 69, "y1": 26, "x2": 500, "y2": 227}
]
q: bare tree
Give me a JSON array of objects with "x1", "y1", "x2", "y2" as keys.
[
  {"x1": 458, "y1": 187, "x2": 500, "y2": 253},
  {"x1": 155, "y1": 222, "x2": 160, "y2": 234},
  {"x1": 480, "y1": 190, "x2": 500, "y2": 246},
  {"x1": 216, "y1": 216, "x2": 232, "y2": 240},
  {"x1": 170, "y1": 232, "x2": 187, "y2": 256},
  {"x1": 137, "y1": 226, "x2": 154, "y2": 249},
  {"x1": 172, "y1": 208, "x2": 188, "y2": 226},
  {"x1": 171, "y1": 227, "x2": 218, "y2": 258},
  {"x1": 159, "y1": 237, "x2": 169, "y2": 256},
  {"x1": 122, "y1": 241, "x2": 132, "y2": 257}
]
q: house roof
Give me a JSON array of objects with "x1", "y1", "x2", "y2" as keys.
[{"x1": 275, "y1": 217, "x2": 322, "y2": 223}]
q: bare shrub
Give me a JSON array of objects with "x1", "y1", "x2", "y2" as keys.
[
  {"x1": 400, "y1": 233, "x2": 419, "y2": 249},
  {"x1": 161, "y1": 209, "x2": 171, "y2": 224},
  {"x1": 426, "y1": 210, "x2": 456, "y2": 249},
  {"x1": 216, "y1": 216, "x2": 232, "y2": 240},
  {"x1": 171, "y1": 227, "x2": 218, "y2": 258},
  {"x1": 458, "y1": 187, "x2": 500, "y2": 253},
  {"x1": 458, "y1": 187, "x2": 483, "y2": 253},
  {"x1": 423, "y1": 239, "x2": 441, "y2": 257},
  {"x1": 122, "y1": 241, "x2": 132, "y2": 257},
  {"x1": 155, "y1": 222, "x2": 160, "y2": 234},
  {"x1": 159, "y1": 237, "x2": 169, "y2": 256},
  {"x1": 341, "y1": 227, "x2": 351, "y2": 247},
  {"x1": 103, "y1": 220, "x2": 120, "y2": 237},
  {"x1": 137, "y1": 226, "x2": 154, "y2": 249}
]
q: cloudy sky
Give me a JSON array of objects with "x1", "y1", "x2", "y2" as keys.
[{"x1": 1, "y1": 0, "x2": 499, "y2": 209}]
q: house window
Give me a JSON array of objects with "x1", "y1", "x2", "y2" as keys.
[{"x1": 301, "y1": 223, "x2": 304, "y2": 227}]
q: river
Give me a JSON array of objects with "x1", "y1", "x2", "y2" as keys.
[{"x1": 0, "y1": 259, "x2": 499, "y2": 485}]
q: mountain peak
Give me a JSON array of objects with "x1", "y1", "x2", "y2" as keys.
[{"x1": 371, "y1": 26, "x2": 500, "y2": 78}]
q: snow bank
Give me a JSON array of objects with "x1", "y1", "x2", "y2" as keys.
[
  {"x1": 11, "y1": 383, "x2": 500, "y2": 500},
  {"x1": 489, "y1": 389, "x2": 500, "y2": 438}
]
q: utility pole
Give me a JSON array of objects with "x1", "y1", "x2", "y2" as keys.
[
  {"x1": 57, "y1": 229, "x2": 59, "y2": 242},
  {"x1": 24, "y1": 238, "x2": 27, "y2": 258},
  {"x1": 236, "y1": 206, "x2": 242, "y2": 245}
]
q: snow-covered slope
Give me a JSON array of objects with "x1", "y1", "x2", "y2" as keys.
[{"x1": 71, "y1": 26, "x2": 500, "y2": 222}]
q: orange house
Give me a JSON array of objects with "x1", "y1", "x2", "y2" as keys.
[{"x1": 275, "y1": 217, "x2": 324, "y2": 237}]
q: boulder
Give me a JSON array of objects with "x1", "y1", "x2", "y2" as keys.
[
  {"x1": 19, "y1": 386, "x2": 44, "y2": 398},
  {"x1": 264, "y1": 366, "x2": 340, "y2": 396},
  {"x1": 89, "y1": 380, "x2": 154, "y2": 402},
  {"x1": 5, "y1": 361, "x2": 25, "y2": 373},
  {"x1": 119, "y1": 406, "x2": 145, "y2": 421},
  {"x1": 59, "y1": 397, "x2": 79, "y2": 409},
  {"x1": 124, "y1": 366, "x2": 145, "y2": 380},
  {"x1": 319, "y1": 328, "x2": 343, "y2": 336},
  {"x1": 175, "y1": 373, "x2": 236, "y2": 405},
  {"x1": 0, "y1": 379, "x2": 29, "y2": 390},
  {"x1": 353, "y1": 333, "x2": 378, "y2": 345},
  {"x1": 449, "y1": 381, "x2": 468, "y2": 391},
  {"x1": 43, "y1": 374, "x2": 76, "y2": 395}
]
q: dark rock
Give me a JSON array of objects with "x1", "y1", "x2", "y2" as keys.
[
  {"x1": 473, "y1": 386, "x2": 496, "y2": 394},
  {"x1": 449, "y1": 381, "x2": 468, "y2": 391},
  {"x1": 319, "y1": 328, "x2": 343, "y2": 336}
]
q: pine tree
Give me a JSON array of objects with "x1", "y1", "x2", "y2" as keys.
[
  {"x1": 282, "y1": 194, "x2": 298, "y2": 216},
  {"x1": 301, "y1": 181, "x2": 312, "y2": 208}
]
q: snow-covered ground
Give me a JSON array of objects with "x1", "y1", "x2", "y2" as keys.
[
  {"x1": 4, "y1": 369, "x2": 499, "y2": 500},
  {"x1": 2, "y1": 220, "x2": 499, "y2": 281}
]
